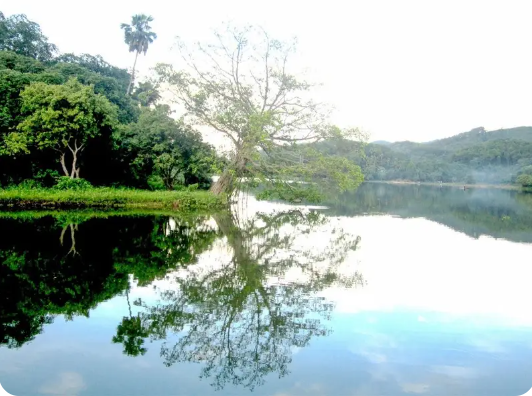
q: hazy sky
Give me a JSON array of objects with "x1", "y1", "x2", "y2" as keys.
[{"x1": 4, "y1": 0, "x2": 532, "y2": 142}]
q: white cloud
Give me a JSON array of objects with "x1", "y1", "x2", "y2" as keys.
[
  {"x1": 401, "y1": 383, "x2": 431, "y2": 394},
  {"x1": 430, "y1": 365, "x2": 479, "y2": 379},
  {"x1": 39, "y1": 372, "x2": 86, "y2": 396}
]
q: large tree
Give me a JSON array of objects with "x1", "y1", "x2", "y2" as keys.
[
  {"x1": 156, "y1": 25, "x2": 365, "y2": 201},
  {"x1": 0, "y1": 12, "x2": 58, "y2": 61},
  {"x1": 4, "y1": 78, "x2": 118, "y2": 178},
  {"x1": 121, "y1": 14, "x2": 157, "y2": 95}
]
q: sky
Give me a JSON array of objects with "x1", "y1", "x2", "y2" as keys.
[{"x1": 3, "y1": 0, "x2": 532, "y2": 143}]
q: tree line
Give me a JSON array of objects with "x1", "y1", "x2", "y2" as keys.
[
  {"x1": 0, "y1": 11, "x2": 219, "y2": 190},
  {"x1": 1, "y1": 11, "x2": 366, "y2": 199},
  {"x1": 311, "y1": 127, "x2": 532, "y2": 186}
]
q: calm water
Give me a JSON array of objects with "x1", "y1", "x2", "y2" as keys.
[{"x1": 1, "y1": 184, "x2": 532, "y2": 396}]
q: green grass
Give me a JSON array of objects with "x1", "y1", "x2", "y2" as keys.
[{"x1": 0, "y1": 187, "x2": 226, "y2": 212}]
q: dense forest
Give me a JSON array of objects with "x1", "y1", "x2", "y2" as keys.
[
  {"x1": 2, "y1": 10, "x2": 531, "y2": 194},
  {"x1": 0, "y1": 11, "x2": 219, "y2": 190},
  {"x1": 314, "y1": 126, "x2": 532, "y2": 186}
]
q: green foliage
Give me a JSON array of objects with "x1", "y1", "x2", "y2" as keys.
[
  {"x1": 6, "y1": 78, "x2": 119, "y2": 178},
  {"x1": 112, "y1": 315, "x2": 148, "y2": 356},
  {"x1": 156, "y1": 26, "x2": 365, "y2": 199},
  {"x1": 517, "y1": 174, "x2": 532, "y2": 187},
  {"x1": 0, "y1": 68, "x2": 32, "y2": 130},
  {"x1": 33, "y1": 168, "x2": 60, "y2": 187},
  {"x1": 0, "y1": 13, "x2": 214, "y2": 191},
  {"x1": 17, "y1": 179, "x2": 41, "y2": 189},
  {"x1": 0, "y1": 213, "x2": 218, "y2": 348},
  {"x1": 328, "y1": 183, "x2": 532, "y2": 243},
  {"x1": 121, "y1": 14, "x2": 157, "y2": 95},
  {"x1": 315, "y1": 126, "x2": 532, "y2": 185},
  {"x1": 54, "y1": 177, "x2": 93, "y2": 191},
  {"x1": 114, "y1": 209, "x2": 362, "y2": 390},
  {"x1": 132, "y1": 81, "x2": 161, "y2": 107},
  {"x1": 54, "y1": 53, "x2": 130, "y2": 92},
  {"x1": 147, "y1": 174, "x2": 165, "y2": 190},
  {"x1": 0, "y1": 187, "x2": 225, "y2": 211},
  {"x1": 0, "y1": 12, "x2": 57, "y2": 61},
  {"x1": 116, "y1": 105, "x2": 215, "y2": 190},
  {"x1": 120, "y1": 15, "x2": 157, "y2": 55}
]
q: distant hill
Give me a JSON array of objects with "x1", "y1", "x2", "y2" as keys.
[
  {"x1": 426, "y1": 126, "x2": 532, "y2": 149},
  {"x1": 315, "y1": 126, "x2": 532, "y2": 185}
]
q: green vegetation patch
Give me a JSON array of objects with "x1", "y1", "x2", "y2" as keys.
[{"x1": 0, "y1": 187, "x2": 226, "y2": 211}]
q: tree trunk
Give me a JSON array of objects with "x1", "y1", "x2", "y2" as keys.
[
  {"x1": 211, "y1": 155, "x2": 247, "y2": 195},
  {"x1": 127, "y1": 51, "x2": 139, "y2": 95},
  {"x1": 66, "y1": 140, "x2": 84, "y2": 179},
  {"x1": 210, "y1": 170, "x2": 235, "y2": 195},
  {"x1": 70, "y1": 150, "x2": 78, "y2": 179},
  {"x1": 60, "y1": 153, "x2": 69, "y2": 177}
]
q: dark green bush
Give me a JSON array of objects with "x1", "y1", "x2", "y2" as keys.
[
  {"x1": 54, "y1": 177, "x2": 93, "y2": 191},
  {"x1": 147, "y1": 174, "x2": 165, "y2": 191},
  {"x1": 34, "y1": 169, "x2": 60, "y2": 187}
]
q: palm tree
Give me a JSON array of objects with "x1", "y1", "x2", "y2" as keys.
[{"x1": 121, "y1": 14, "x2": 157, "y2": 95}]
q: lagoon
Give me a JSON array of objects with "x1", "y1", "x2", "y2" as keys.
[{"x1": 1, "y1": 184, "x2": 532, "y2": 396}]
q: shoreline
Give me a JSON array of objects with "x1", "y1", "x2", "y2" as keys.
[
  {"x1": 0, "y1": 188, "x2": 226, "y2": 211},
  {"x1": 366, "y1": 180, "x2": 522, "y2": 190}
]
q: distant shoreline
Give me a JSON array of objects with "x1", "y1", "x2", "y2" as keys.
[{"x1": 366, "y1": 180, "x2": 521, "y2": 190}]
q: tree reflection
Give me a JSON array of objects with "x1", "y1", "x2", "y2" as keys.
[
  {"x1": 0, "y1": 214, "x2": 217, "y2": 348},
  {"x1": 118, "y1": 209, "x2": 363, "y2": 390}
]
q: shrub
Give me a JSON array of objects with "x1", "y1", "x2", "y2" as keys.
[
  {"x1": 34, "y1": 169, "x2": 60, "y2": 187},
  {"x1": 54, "y1": 177, "x2": 93, "y2": 191},
  {"x1": 187, "y1": 183, "x2": 199, "y2": 191},
  {"x1": 147, "y1": 174, "x2": 165, "y2": 191},
  {"x1": 18, "y1": 179, "x2": 42, "y2": 189},
  {"x1": 517, "y1": 174, "x2": 532, "y2": 187}
]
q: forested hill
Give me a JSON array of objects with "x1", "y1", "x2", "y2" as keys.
[{"x1": 315, "y1": 126, "x2": 532, "y2": 186}]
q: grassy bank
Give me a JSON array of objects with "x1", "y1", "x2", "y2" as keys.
[{"x1": 0, "y1": 187, "x2": 226, "y2": 211}]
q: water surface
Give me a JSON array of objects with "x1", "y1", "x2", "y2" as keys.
[{"x1": 1, "y1": 184, "x2": 532, "y2": 396}]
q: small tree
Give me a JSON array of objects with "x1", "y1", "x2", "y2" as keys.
[
  {"x1": 5, "y1": 78, "x2": 118, "y2": 179},
  {"x1": 156, "y1": 25, "x2": 365, "y2": 201}
]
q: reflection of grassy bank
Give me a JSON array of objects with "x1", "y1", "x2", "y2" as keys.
[
  {"x1": 0, "y1": 188, "x2": 225, "y2": 211},
  {"x1": 0, "y1": 209, "x2": 223, "y2": 222}
]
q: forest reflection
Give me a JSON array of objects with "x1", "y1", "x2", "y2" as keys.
[
  {"x1": 114, "y1": 208, "x2": 363, "y2": 390},
  {"x1": 0, "y1": 207, "x2": 363, "y2": 390}
]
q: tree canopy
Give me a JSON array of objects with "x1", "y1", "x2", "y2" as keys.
[
  {"x1": 121, "y1": 14, "x2": 157, "y2": 95},
  {"x1": 0, "y1": 11, "x2": 57, "y2": 61},
  {"x1": 0, "y1": 11, "x2": 215, "y2": 191},
  {"x1": 4, "y1": 78, "x2": 118, "y2": 178},
  {"x1": 156, "y1": 25, "x2": 364, "y2": 201}
]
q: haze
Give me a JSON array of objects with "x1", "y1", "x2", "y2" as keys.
[{"x1": 3, "y1": 0, "x2": 532, "y2": 142}]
